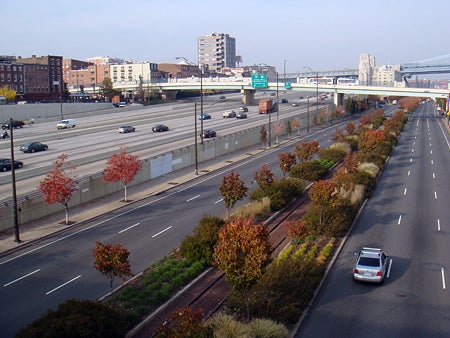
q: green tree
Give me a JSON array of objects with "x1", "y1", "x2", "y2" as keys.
[
  {"x1": 213, "y1": 217, "x2": 272, "y2": 319},
  {"x1": 100, "y1": 77, "x2": 117, "y2": 102},
  {"x1": 219, "y1": 170, "x2": 248, "y2": 219}
]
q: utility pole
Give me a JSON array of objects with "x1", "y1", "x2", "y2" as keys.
[{"x1": 9, "y1": 118, "x2": 20, "y2": 243}]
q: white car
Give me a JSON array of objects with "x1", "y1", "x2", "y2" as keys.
[
  {"x1": 353, "y1": 247, "x2": 389, "y2": 283},
  {"x1": 223, "y1": 110, "x2": 236, "y2": 118}
]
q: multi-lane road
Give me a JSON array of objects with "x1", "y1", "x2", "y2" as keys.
[{"x1": 296, "y1": 102, "x2": 450, "y2": 337}]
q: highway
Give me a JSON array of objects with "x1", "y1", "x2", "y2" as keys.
[
  {"x1": 0, "y1": 90, "x2": 324, "y2": 200},
  {"x1": 0, "y1": 92, "x2": 344, "y2": 337},
  {"x1": 295, "y1": 103, "x2": 450, "y2": 337}
]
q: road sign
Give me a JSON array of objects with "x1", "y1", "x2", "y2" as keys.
[
  {"x1": 252, "y1": 73, "x2": 268, "y2": 88},
  {"x1": 284, "y1": 82, "x2": 291, "y2": 89}
]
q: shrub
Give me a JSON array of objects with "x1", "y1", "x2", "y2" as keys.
[
  {"x1": 289, "y1": 160, "x2": 329, "y2": 181},
  {"x1": 319, "y1": 146, "x2": 348, "y2": 163},
  {"x1": 249, "y1": 178, "x2": 305, "y2": 211},
  {"x1": 358, "y1": 162, "x2": 380, "y2": 178},
  {"x1": 16, "y1": 299, "x2": 129, "y2": 338},
  {"x1": 249, "y1": 318, "x2": 289, "y2": 338},
  {"x1": 179, "y1": 215, "x2": 225, "y2": 265},
  {"x1": 205, "y1": 313, "x2": 250, "y2": 337},
  {"x1": 233, "y1": 196, "x2": 271, "y2": 221}
]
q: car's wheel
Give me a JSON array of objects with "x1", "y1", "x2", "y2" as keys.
[
  {"x1": 17, "y1": 163, "x2": 23, "y2": 168},
  {"x1": 44, "y1": 146, "x2": 48, "y2": 151},
  {"x1": 31, "y1": 149, "x2": 35, "y2": 153},
  {"x1": 1, "y1": 167, "x2": 6, "y2": 172}
]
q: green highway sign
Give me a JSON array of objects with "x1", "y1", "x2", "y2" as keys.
[
  {"x1": 284, "y1": 82, "x2": 291, "y2": 89},
  {"x1": 252, "y1": 73, "x2": 268, "y2": 88}
]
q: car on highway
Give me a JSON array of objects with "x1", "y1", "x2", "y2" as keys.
[
  {"x1": 237, "y1": 106, "x2": 248, "y2": 112},
  {"x1": 19, "y1": 141, "x2": 48, "y2": 153},
  {"x1": 198, "y1": 113, "x2": 211, "y2": 120},
  {"x1": 281, "y1": 98, "x2": 288, "y2": 103},
  {"x1": 2, "y1": 119, "x2": 25, "y2": 130},
  {"x1": 353, "y1": 247, "x2": 389, "y2": 283},
  {"x1": 118, "y1": 125, "x2": 136, "y2": 133},
  {"x1": 236, "y1": 112, "x2": 247, "y2": 119},
  {"x1": 222, "y1": 110, "x2": 236, "y2": 118},
  {"x1": 152, "y1": 124, "x2": 169, "y2": 132},
  {"x1": 119, "y1": 102, "x2": 127, "y2": 107},
  {"x1": 270, "y1": 93, "x2": 275, "y2": 96},
  {"x1": 57, "y1": 119, "x2": 76, "y2": 129},
  {"x1": 291, "y1": 103, "x2": 299, "y2": 107},
  {"x1": 219, "y1": 95, "x2": 226, "y2": 100},
  {"x1": 202, "y1": 129, "x2": 216, "y2": 138},
  {"x1": 0, "y1": 158, "x2": 23, "y2": 172}
]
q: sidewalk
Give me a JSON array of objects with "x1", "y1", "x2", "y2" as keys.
[{"x1": 0, "y1": 145, "x2": 265, "y2": 255}]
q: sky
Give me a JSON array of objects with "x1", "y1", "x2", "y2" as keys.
[{"x1": 3, "y1": 0, "x2": 450, "y2": 78}]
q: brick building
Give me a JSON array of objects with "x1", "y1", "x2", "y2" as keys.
[{"x1": 0, "y1": 55, "x2": 25, "y2": 99}]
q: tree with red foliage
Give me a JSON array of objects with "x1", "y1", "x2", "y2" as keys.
[
  {"x1": 286, "y1": 219, "x2": 309, "y2": 241},
  {"x1": 331, "y1": 127, "x2": 345, "y2": 142},
  {"x1": 345, "y1": 122, "x2": 356, "y2": 135},
  {"x1": 103, "y1": 146, "x2": 142, "y2": 202},
  {"x1": 213, "y1": 217, "x2": 272, "y2": 319},
  {"x1": 295, "y1": 140, "x2": 320, "y2": 170},
  {"x1": 219, "y1": 170, "x2": 248, "y2": 219},
  {"x1": 155, "y1": 307, "x2": 211, "y2": 338},
  {"x1": 93, "y1": 241, "x2": 133, "y2": 297},
  {"x1": 253, "y1": 163, "x2": 274, "y2": 187},
  {"x1": 292, "y1": 118, "x2": 301, "y2": 135},
  {"x1": 309, "y1": 180, "x2": 339, "y2": 230},
  {"x1": 278, "y1": 152, "x2": 296, "y2": 176},
  {"x1": 38, "y1": 154, "x2": 78, "y2": 225}
]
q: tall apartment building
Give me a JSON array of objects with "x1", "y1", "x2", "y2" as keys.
[
  {"x1": 198, "y1": 32, "x2": 236, "y2": 73},
  {"x1": 373, "y1": 64, "x2": 402, "y2": 87},
  {"x1": 358, "y1": 53, "x2": 376, "y2": 86}
]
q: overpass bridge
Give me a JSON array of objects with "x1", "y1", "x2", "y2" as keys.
[{"x1": 72, "y1": 77, "x2": 449, "y2": 107}]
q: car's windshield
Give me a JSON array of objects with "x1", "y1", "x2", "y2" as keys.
[{"x1": 358, "y1": 257, "x2": 380, "y2": 267}]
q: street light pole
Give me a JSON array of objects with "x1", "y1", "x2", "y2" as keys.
[
  {"x1": 9, "y1": 119, "x2": 20, "y2": 243},
  {"x1": 306, "y1": 96, "x2": 310, "y2": 133},
  {"x1": 304, "y1": 66, "x2": 319, "y2": 130},
  {"x1": 283, "y1": 59, "x2": 286, "y2": 83},
  {"x1": 194, "y1": 102, "x2": 199, "y2": 175}
]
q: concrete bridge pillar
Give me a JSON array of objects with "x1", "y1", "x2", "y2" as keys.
[
  {"x1": 334, "y1": 92, "x2": 344, "y2": 106},
  {"x1": 161, "y1": 90, "x2": 177, "y2": 101},
  {"x1": 241, "y1": 89, "x2": 255, "y2": 105}
]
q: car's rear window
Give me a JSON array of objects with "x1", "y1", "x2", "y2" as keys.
[{"x1": 358, "y1": 257, "x2": 380, "y2": 267}]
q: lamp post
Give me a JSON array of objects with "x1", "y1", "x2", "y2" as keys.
[
  {"x1": 304, "y1": 66, "x2": 319, "y2": 129},
  {"x1": 175, "y1": 56, "x2": 204, "y2": 144},
  {"x1": 306, "y1": 95, "x2": 310, "y2": 133},
  {"x1": 283, "y1": 59, "x2": 287, "y2": 83},
  {"x1": 258, "y1": 64, "x2": 280, "y2": 147},
  {"x1": 9, "y1": 119, "x2": 20, "y2": 243},
  {"x1": 176, "y1": 57, "x2": 203, "y2": 174}
]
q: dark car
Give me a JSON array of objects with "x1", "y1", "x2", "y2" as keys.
[
  {"x1": 2, "y1": 119, "x2": 25, "y2": 130},
  {"x1": 236, "y1": 112, "x2": 247, "y2": 119},
  {"x1": 0, "y1": 158, "x2": 23, "y2": 172},
  {"x1": 281, "y1": 98, "x2": 288, "y2": 103},
  {"x1": 237, "y1": 106, "x2": 248, "y2": 112},
  {"x1": 19, "y1": 141, "x2": 48, "y2": 153},
  {"x1": 152, "y1": 124, "x2": 169, "y2": 132},
  {"x1": 198, "y1": 113, "x2": 211, "y2": 120},
  {"x1": 118, "y1": 125, "x2": 136, "y2": 133},
  {"x1": 219, "y1": 95, "x2": 226, "y2": 100},
  {"x1": 202, "y1": 129, "x2": 216, "y2": 138}
]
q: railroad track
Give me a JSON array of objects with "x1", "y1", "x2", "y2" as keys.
[{"x1": 130, "y1": 163, "x2": 344, "y2": 337}]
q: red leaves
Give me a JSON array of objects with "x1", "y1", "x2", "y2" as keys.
[
  {"x1": 253, "y1": 163, "x2": 274, "y2": 187},
  {"x1": 278, "y1": 152, "x2": 296, "y2": 176},
  {"x1": 103, "y1": 147, "x2": 142, "y2": 185},
  {"x1": 38, "y1": 153, "x2": 77, "y2": 206},
  {"x1": 219, "y1": 170, "x2": 248, "y2": 218},
  {"x1": 295, "y1": 140, "x2": 320, "y2": 165},
  {"x1": 93, "y1": 241, "x2": 133, "y2": 292}
]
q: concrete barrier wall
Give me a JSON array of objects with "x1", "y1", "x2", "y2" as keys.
[
  {"x1": 0, "y1": 103, "x2": 113, "y2": 122},
  {"x1": 0, "y1": 111, "x2": 343, "y2": 231}
]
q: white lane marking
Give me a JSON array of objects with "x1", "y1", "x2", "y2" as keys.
[
  {"x1": 435, "y1": 191, "x2": 438, "y2": 200},
  {"x1": 413, "y1": 142, "x2": 416, "y2": 145},
  {"x1": 215, "y1": 198, "x2": 223, "y2": 204},
  {"x1": 441, "y1": 267, "x2": 446, "y2": 290},
  {"x1": 430, "y1": 143, "x2": 432, "y2": 147},
  {"x1": 398, "y1": 215, "x2": 402, "y2": 225},
  {"x1": 3, "y1": 269, "x2": 40, "y2": 287},
  {"x1": 403, "y1": 188, "x2": 407, "y2": 196},
  {"x1": 118, "y1": 222, "x2": 140, "y2": 234},
  {"x1": 431, "y1": 160, "x2": 434, "y2": 165},
  {"x1": 437, "y1": 120, "x2": 450, "y2": 149},
  {"x1": 152, "y1": 226, "x2": 172, "y2": 238},
  {"x1": 411, "y1": 149, "x2": 414, "y2": 153},
  {"x1": 410, "y1": 158, "x2": 413, "y2": 163},
  {"x1": 408, "y1": 170, "x2": 411, "y2": 176},
  {"x1": 46, "y1": 275, "x2": 82, "y2": 295},
  {"x1": 186, "y1": 194, "x2": 200, "y2": 202},
  {"x1": 430, "y1": 150, "x2": 433, "y2": 154},
  {"x1": 437, "y1": 219, "x2": 441, "y2": 231},
  {"x1": 386, "y1": 259, "x2": 393, "y2": 278},
  {"x1": 433, "y1": 173, "x2": 435, "y2": 179}
]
